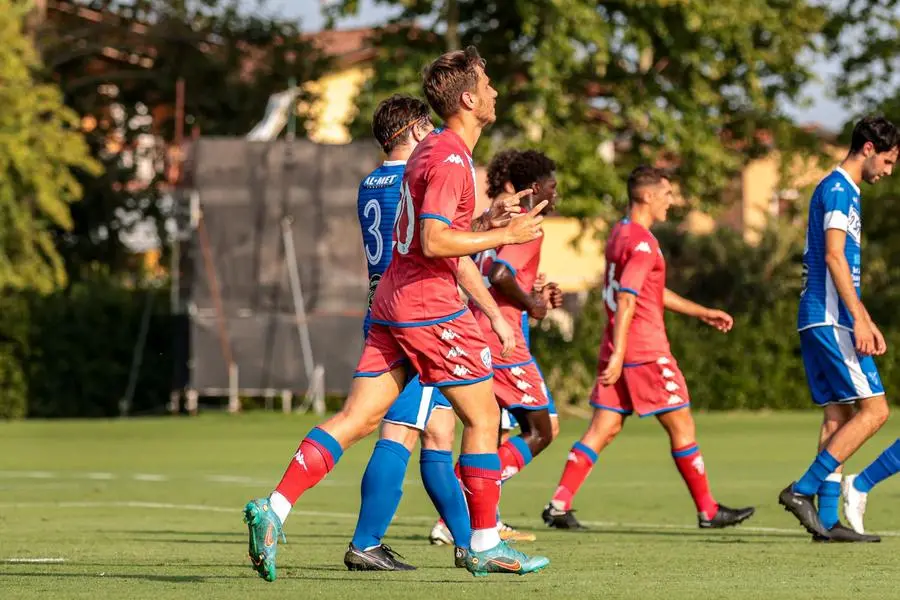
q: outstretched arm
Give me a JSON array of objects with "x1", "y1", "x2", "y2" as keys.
[{"x1": 664, "y1": 288, "x2": 733, "y2": 333}]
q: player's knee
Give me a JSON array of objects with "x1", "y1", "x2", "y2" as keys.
[
  {"x1": 864, "y1": 397, "x2": 890, "y2": 428},
  {"x1": 422, "y1": 419, "x2": 454, "y2": 450}
]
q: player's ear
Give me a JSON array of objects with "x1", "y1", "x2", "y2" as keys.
[
  {"x1": 461, "y1": 89, "x2": 477, "y2": 111},
  {"x1": 503, "y1": 181, "x2": 515, "y2": 194}
]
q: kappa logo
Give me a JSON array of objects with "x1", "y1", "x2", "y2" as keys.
[
  {"x1": 567, "y1": 452, "x2": 578, "y2": 462},
  {"x1": 667, "y1": 394, "x2": 683, "y2": 405},
  {"x1": 831, "y1": 182, "x2": 845, "y2": 192},
  {"x1": 453, "y1": 365, "x2": 471, "y2": 377},
  {"x1": 293, "y1": 450, "x2": 307, "y2": 470},
  {"x1": 867, "y1": 371, "x2": 881, "y2": 387},
  {"x1": 665, "y1": 381, "x2": 680, "y2": 392},
  {"x1": 501, "y1": 465, "x2": 519, "y2": 480},
  {"x1": 662, "y1": 368, "x2": 675, "y2": 378},
  {"x1": 692, "y1": 455, "x2": 706, "y2": 475},
  {"x1": 446, "y1": 346, "x2": 468, "y2": 359},
  {"x1": 656, "y1": 357, "x2": 670, "y2": 365},
  {"x1": 510, "y1": 366, "x2": 526, "y2": 376},
  {"x1": 480, "y1": 347, "x2": 492, "y2": 369},
  {"x1": 515, "y1": 379, "x2": 533, "y2": 391},
  {"x1": 521, "y1": 393, "x2": 537, "y2": 405},
  {"x1": 634, "y1": 241, "x2": 652, "y2": 253},
  {"x1": 440, "y1": 328, "x2": 460, "y2": 341},
  {"x1": 443, "y1": 154, "x2": 465, "y2": 166}
]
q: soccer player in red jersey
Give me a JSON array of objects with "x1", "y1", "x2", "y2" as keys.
[
  {"x1": 541, "y1": 165, "x2": 756, "y2": 530},
  {"x1": 471, "y1": 150, "x2": 561, "y2": 482},
  {"x1": 242, "y1": 46, "x2": 550, "y2": 581}
]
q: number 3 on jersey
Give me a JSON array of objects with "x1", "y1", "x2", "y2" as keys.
[
  {"x1": 394, "y1": 180, "x2": 415, "y2": 255},
  {"x1": 603, "y1": 263, "x2": 620, "y2": 312}
]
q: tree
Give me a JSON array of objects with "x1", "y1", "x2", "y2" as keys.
[
  {"x1": 329, "y1": 0, "x2": 828, "y2": 220},
  {"x1": 0, "y1": 0, "x2": 101, "y2": 292},
  {"x1": 38, "y1": 0, "x2": 330, "y2": 276}
]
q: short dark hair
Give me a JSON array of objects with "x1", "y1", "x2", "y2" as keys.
[
  {"x1": 849, "y1": 115, "x2": 900, "y2": 154},
  {"x1": 627, "y1": 165, "x2": 668, "y2": 204},
  {"x1": 508, "y1": 150, "x2": 556, "y2": 192},
  {"x1": 422, "y1": 46, "x2": 485, "y2": 119},
  {"x1": 486, "y1": 149, "x2": 520, "y2": 199},
  {"x1": 372, "y1": 94, "x2": 431, "y2": 153}
]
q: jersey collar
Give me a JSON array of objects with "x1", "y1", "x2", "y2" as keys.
[
  {"x1": 834, "y1": 166, "x2": 861, "y2": 196},
  {"x1": 382, "y1": 159, "x2": 407, "y2": 167}
]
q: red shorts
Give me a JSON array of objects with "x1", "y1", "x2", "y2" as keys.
[
  {"x1": 590, "y1": 355, "x2": 690, "y2": 417},
  {"x1": 493, "y1": 360, "x2": 550, "y2": 411},
  {"x1": 355, "y1": 310, "x2": 493, "y2": 386}
]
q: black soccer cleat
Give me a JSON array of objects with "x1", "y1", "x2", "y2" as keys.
[
  {"x1": 343, "y1": 544, "x2": 416, "y2": 571},
  {"x1": 699, "y1": 504, "x2": 756, "y2": 529},
  {"x1": 812, "y1": 522, "x2": 881, "y2": 543},
  {"x1": 454, "y1": 546, "x2": 468, "y2": 568},
  {"x1": 778, "y1": 483, "x2": 830, "y2": 538},
  {"x1": 542, "y1": 504, "x2": 588, "y2": 530}
]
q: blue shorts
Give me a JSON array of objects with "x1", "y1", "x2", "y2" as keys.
[
  {"x1": 502, "y1": 314, "x2": 557, "y2": 429},
  {"x1": 383, "y1": 374, "x2": 452, "y2": 431},
  {"x1": 363, "y1": 319, "x2": 452, "y2": 430},
  {"x1": 800, "y1": 326, "x2": 884, "y2": 406}
]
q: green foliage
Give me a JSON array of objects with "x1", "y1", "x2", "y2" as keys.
[
  {"x1": 0, "y1": 0, "x2": 101, "y2": 292},
  {"x1": 332, "y1": 0, "x2": 828, "y2": 219},
  {"x1": 38, "y1": 0, "x2": 330, "y2": 277},
  {"x1": 0, "y1": 277, "x2": 174, "y2": 420}
]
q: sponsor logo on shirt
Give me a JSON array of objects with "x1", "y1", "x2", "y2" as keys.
[
  {"x1": 634, "y1": 241, "x2": 652, "y2": 253},
  {"x1": 441, "y1": 328, "x2": 460, "y2": 341},
  {"x1": 831, "y1": 182, "x2": 844, "y2": 192},
  {"x1": 443, "y1": 154, "x2": 465, "y2": 166}
]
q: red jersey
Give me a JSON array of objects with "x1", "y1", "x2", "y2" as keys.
[
  {"x1": 471, "y1": 238, "x2": 542, "y2": 364},
  {"x1": 600, "y1": 219, "x2": 670, "y2": 364},
  {"x1": 370, "y1": 129, "x2": 478, "y2": 325}
]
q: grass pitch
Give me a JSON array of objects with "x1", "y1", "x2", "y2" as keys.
[{"x1": 1, "y1": 411, "x2": 898, "y2": 599}]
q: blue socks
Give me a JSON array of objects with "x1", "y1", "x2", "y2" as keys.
[
  {"x1": 421, "y1": 449, "x2": 471, "y2": 545},
  {"x1": 854, "y1": 439, "x2": 900, "y2": 493},
  {"x1": 794, "y1": 449, "x2": 840, "y2": 496},
  {"x1": 351, "y1": 439, "x2": 410, "y2": 550},
  {"x1": 817, "y1": 474, "x2": 841, "y2": 529}
]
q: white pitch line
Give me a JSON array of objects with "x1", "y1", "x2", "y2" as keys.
[
  {"x1": 4, "y1": 558, "x2": 66, "y2": 564},
  {"x1": 0, "y1": 500, "x2": 896, "y2": 537},
  {"x1": 133, "y1": 474, "x2": 168, "y2": 482}
]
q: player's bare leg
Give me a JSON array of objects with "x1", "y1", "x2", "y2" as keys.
[
  {"x1": 442, "y1": 379, "x2": 550, "y2": 576},
  {"x1": 543, "y1": 408, "x2": 626, "y2": 530},
  {"x1": 781, "y1": 395, "x2": 889, "y2": 540},
  {"x1": 244, "y1": 367, "x2": 406, "y2": 582},
  {"x1": 656, "y1": 408, "x2": 755, "y2": 528}
]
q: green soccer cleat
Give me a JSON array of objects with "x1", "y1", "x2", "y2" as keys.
[
  {"x1": 464, "y1": 541, "x2": 549, "y2": 577},
  {"x1": 243, "y1": 497, "x2": 285, "y2": 582}
]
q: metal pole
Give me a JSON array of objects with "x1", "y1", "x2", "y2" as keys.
[
  {"x1": 281, "y1": 217, "x2": 316, "y2": 381},
  {"x1": 120, "y1": 292, "x2": 156, "y2": 417}
]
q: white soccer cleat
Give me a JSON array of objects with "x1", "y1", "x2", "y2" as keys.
[
  {"x1": 842, "y1": 474, "x2": 869, "y2": 534},
  {"x1": 429, "y1": 520, "x2": 454, "y2": 546}
]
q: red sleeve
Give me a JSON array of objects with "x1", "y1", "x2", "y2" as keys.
[
  {"x1": 618, "y1": 236, "x2": 657, "y2": 296},
  {"x1": 421, "y1": 159, "x2": 468, "y2": 226},
  {"x1": 495, "y1": 240, "x2": 540, "y2": 277}
]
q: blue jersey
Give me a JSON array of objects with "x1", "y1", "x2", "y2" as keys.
[
  {"x1": 357, "y1": 160, "x2": 406, "y2": 333},
  {"x1": 798, "y1": 168, "x2": 862, "y2": 331}
]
